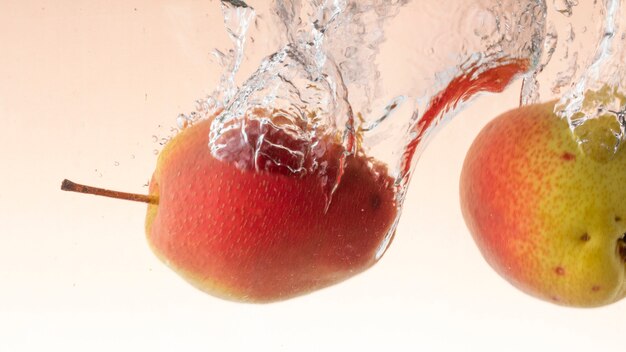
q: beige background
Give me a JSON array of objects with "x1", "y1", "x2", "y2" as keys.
[{"x1": 1, "y1": 1, "x2": 625, "y2": 351}]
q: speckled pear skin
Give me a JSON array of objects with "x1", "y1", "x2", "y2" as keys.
[
  {"x1": 145, "y1": 113, "x2": 398, "y2": 303},
  {"x1": 460, "y1": 101, "x2": 626, "y2": 307}
]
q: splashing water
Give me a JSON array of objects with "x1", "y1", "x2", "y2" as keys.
[
  {"x1": 174, "y1": 0, "x2": 626, "y2": 259},
  {"x1": 556, "y1": 0, "x2": 626, "y2": 157},
  {"x1": 523, "y1": 0, "x2": 626, "y2": 157},
  {"x1": 174, "y1": 0, "x2": 551, "y2": 260},
  {"x1": 212, "y1": 2, "x2": 542, "y2": 168}
]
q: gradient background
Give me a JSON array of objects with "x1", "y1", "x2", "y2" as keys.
[{"x1": 2, "y1": 1, "x2": 626, "y2": 351}]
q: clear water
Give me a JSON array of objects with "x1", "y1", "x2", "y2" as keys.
[{"x1": 180, "y1": 0, "x2": 626, "y2": 256}]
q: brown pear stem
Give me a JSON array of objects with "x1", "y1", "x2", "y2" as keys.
[{"x1": 61, "y1": 179, "x2": 158, "y2": 205}]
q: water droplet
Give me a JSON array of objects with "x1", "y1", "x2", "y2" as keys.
[
  {"x1": 130, "y1": 154, "x2": 135, "y2": 159},
  {"x1": 152, "y1": 135, "x2": 158, "y2": 143},
  {"x1": 153, "y1": 149, "x2": 159, "y2": 155},
  {"x1": 114, "y1": 161, "x2": 120, "y2": 166}
]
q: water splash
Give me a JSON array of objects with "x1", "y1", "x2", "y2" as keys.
[
  {"x1": 186, "y1": 0, "x2": 626, "y2": 186},
  {"x1": 178, "y1": 1, "x2": 256, "y2": 127},
  {"x1": 531, "y1": 0, "x2": 626, "y2": 158},
  {"x1": 208, "y1": 0, "x2": 546, "y2": 190},
  {"x1": 207, "y1": 1, "x2": 413, "y2": 205},
  {"x1": 215, "y1": 1, "x2": 256, "y2": 105},
  {"x1": 188, "y1": 1, "x2": 551, "y2": 266}
]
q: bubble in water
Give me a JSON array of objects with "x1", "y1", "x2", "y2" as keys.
[{"x1": 177, "y1": 114, "x2": 190, "y2": 129}]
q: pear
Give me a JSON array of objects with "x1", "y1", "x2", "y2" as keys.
[
  {"x1": 63, "y1": 109, "x2": 398, "y2": 303},
  {"x1": 460, "y1": 101, "x2": 626, "y2": 307}
]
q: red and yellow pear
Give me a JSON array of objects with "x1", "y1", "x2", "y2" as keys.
[
  {"x1": 460, "y1": 100, "x2": 626, "y2": 307},
  {"x1": 63, "y1": 109, "x2": 398, "y2": 303}
]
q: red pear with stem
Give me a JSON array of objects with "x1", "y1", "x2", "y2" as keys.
[{"x1": 62, "y1": 109, "x2": 398, "y2": 303}]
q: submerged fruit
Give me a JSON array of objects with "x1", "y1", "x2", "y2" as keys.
[{"x1": 146, "y1": 110, "x2": 398, "y2": 302}]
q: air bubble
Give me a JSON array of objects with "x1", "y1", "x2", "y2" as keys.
[{"x1": 177, "y1": 114, "x2": 190, "y2": 129}]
